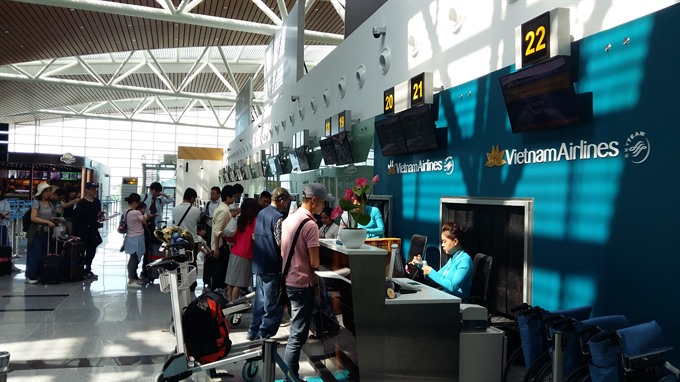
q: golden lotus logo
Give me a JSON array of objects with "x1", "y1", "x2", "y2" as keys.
[
  {"x1": 387, "y1": 163, "x2": 397, "y2": 175},
  {"x1": 485, "y1": 145, "x2": 507, "y2": 167}
]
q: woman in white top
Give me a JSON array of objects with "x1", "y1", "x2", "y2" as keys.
[
  {"x1": 319, "y1": 207, "x2": 339, "y2": 239},
  {"x1": 122, "y1": 193, "x2": 147, "y2": 287}
]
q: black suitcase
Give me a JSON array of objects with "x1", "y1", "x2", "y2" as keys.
[
  {"x1": 0, "y1": 226, "x2": 12, "y2": 276},
  {"x1": 41, "y1": 226, "x2": 62, "y2": 284},
  {"x1": 41, "y1": 254, "x2": 63, "y2": 284},
  {"x1": 60, "y1": 238, "x2": 85, "y2": 282}
]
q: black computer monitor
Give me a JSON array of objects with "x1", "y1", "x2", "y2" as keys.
[
  {"x1": 267, "y1": 156, "x2": 283, "y2": 176},
  {"x1": 375, "y1": 114, "x2": 409, "y2": 156},
  {"x1": 500, "y1": 56, "x2": 580, "y2": 133},
  {"x1": 289, "y1": 150, "x2": 301, "y2": 172},
  {"x1": 319, "y1": 137, "x2": 338, "y2": 165},
  {"x1": 400, "y1": 103, "x2": 438, "y2": 153},
  {"x1": 332, "y1": 131, "x2": 354, "y2": 165},
  {"x1": 295, "y1": 147, "x2": 311, "y2": 171}
]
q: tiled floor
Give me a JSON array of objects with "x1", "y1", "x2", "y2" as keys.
[{"x1": 0, "y1": 224, "x2": 346, "y2": 382}]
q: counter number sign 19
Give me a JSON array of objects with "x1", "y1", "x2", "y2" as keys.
[{"x1": 338, "y1": 110, "x2": 347, "y2": 132}]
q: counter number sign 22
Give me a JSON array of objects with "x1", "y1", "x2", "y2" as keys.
[{"x1": 521, "y1": 11, "x2": 550, "y2": 67}]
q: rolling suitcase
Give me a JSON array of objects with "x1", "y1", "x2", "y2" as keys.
[
  {"x1": 0, "y1": 226, "x2": 12, "y2": 276},
  {"x1": 60, "y1": 238, "x2": 85, "y2": 282},
  {"x1": 41, "y1": 254, "x2": 63, "y2": 284},
  {"x1": 41, "y1": 226, "x2": 62, "y2": 284}
]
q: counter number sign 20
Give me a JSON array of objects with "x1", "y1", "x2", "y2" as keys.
[
  {"x1": 521, "y1": 11, "x2": 550, "y2": 67},
  {"x1": 384, "y1": 87, "x2": 395, "y2": 115}
]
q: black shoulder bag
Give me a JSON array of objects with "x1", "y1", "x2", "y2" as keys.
[
  {"x1": 277, "y1": 218, "x2": 312, "y2": 307},
  {"x1": 175, "y1": 204, "x2": 193, "y2": 227},
  {"x1": 117, "y1": 209, "x2": 132, "y2": 234}
]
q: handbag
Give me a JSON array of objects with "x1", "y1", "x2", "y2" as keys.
[
  {"x1": 117, "y1": 209, "x2": 132, "y2": 234},
  {"x1": 222, "y1": 215, "x2": 238, "y2": 238},
  {"x1": 276, "y1": 218, "x2": 313, "y2": 307}
]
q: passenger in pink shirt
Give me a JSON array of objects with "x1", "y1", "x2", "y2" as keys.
[
  {"x1": 122, "y1": 193, "x2": 147, "y2": 288},
  {"x1": 280, "y1": 183, "x2": 335, "y2": 380},
  {"x1": 224, "y1": 198, "x2": 258, "y2": 302}
]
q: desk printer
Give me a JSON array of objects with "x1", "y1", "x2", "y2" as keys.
[{"x1": 460, "y1": 303, "x2": 489, "y2": 331}]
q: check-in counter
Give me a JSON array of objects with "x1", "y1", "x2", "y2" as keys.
[{"x1": 318, "y1": 239, "x2": 461, "y2": 382}]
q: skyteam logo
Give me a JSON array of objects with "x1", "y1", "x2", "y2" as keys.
[
  {"x1": 386, "y1": 157, "x2": 454, "y2": 175},
  {"x1": 624, "y1": 131, "x2": 650, "y2": 164},
  {"x1": 443, "y1": 156, "x2": 455, "y2": 175}
]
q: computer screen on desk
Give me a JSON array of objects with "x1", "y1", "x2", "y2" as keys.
[{"x1": 384, "y1": 240, "x2": 405, "y2": 280}]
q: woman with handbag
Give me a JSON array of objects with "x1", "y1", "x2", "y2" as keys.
[
  {"x1": 122, "y1": 193, "x2": 147, "y2": 287},
  {"x1": 25, "y1": 182, "x2": 57, "y2": 284}
]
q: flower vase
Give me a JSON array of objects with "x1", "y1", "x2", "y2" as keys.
[{"x1": 339, "y1": 228, "x2": 367, "y2": 249}]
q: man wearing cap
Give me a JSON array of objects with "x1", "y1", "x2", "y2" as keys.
[
  {"x1": 280, "y1": 183, "x2": 334, "y2": 380},
  {"x1": 247, "y1": 187, "x2": 290, "y2": 341},
  {"x1": 25, "y1": 182, "x2": 57, "y2": 283},
  {"x1": 72, "y1": 182, "x2": 104, "y2": 279}
]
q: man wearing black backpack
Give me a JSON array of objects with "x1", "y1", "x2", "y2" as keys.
[{"x1": 172, "y1": 187, "x2": 200, "y2": 291}]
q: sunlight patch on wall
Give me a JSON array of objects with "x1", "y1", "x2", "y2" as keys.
[
  {"x1": 532, "y1": 267, "x2": 597, "y2": 311},
  {"x1": 514, "y1": 162, "x2": 569, "y2": 239},
  {"x1": 444, "y1": 83, "x2": 479, "y2": 139},
  {"x1": 579, "y1": 18, "x2": 651, "y2": 115},
  {"x1": 563, "y1": 274, "x2": 597, "y2": 309},
  {"x1": 531, "y1": 267, "x2": 561, "y2": 311},
  {"x1": 568, "y1": 159, "x2": 623, "y2": 244}
]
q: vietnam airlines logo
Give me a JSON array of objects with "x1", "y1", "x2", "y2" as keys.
[
  {"x1": 386, "y1": 157, "x2": 453, "y2": 175},
  {"x1": 485, "y1": 145, "x2": 507, "y2": 167}
]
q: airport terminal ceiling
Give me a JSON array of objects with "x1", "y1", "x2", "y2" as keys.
[{"x1": 0, "y1": 0, "x2": 345, "y2": 126}]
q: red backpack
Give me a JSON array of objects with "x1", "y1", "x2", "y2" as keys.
[{"x1": 182, "y1": 290, "x2": 232, "y2": 363}]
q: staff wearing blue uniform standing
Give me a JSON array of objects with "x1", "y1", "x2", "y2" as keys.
[{"x1": 422, "y1": 222, "x2": 474, "y2": 299}]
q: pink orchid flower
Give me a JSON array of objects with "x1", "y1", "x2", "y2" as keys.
[
  {"x1": 344, "y1": 188, "x2": 354, "y2": 200},
  {"x1": 331, "y1": 205, "x2": 343, "y2": 220},
  {"x1": 355, "y1": 177, "x2": 367, "y2": 188},
  {"x1": 372, "y1": 174, "x2": 380, "y2": 185}
]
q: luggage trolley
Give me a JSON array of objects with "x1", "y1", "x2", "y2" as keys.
[{"x1": 150, "y1": 253, "x2": 284, "y2": 382}]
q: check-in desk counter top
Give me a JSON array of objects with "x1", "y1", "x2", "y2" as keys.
[{"x1": 318, "y1": 240, "x2": 460, "y2": 382}]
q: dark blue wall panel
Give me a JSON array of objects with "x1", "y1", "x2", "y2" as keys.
[{"x1": 374, "y1": 4, "x2": 680, "y2": 354}]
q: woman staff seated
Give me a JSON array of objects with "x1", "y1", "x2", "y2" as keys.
[{"x1": 419, "y1": 222, "x2": 473, "y2": 299}]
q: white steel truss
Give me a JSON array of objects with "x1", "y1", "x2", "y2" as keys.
[
  {"x1": 3, "y1": 0, "x2": 343, "y2": 126},
  {"x1": 10, "y1": 0, "x2": 344, "y2": 44},
  {"x1": 0, "y1": 44, "x2": 334, "y2": 126}
]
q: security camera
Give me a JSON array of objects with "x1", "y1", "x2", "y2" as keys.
[
  {"x1": 239, "y1": 138, "x2": 243, "y2": 142},
  {"x1": 291, "y1": 95, "x2": 299, "y2": 102},
  {"x1": 372, "y1": 26, "x2": 386, "y2": 39}
]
